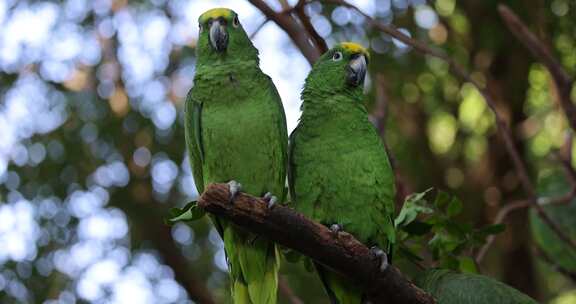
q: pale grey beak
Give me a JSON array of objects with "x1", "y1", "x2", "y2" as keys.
[
  {"x1": 346, "y1": 54, "x2": 367, "y2": 86},
  {"x1": 209, "y1": 19, "x2": 228, "y2": 52}
]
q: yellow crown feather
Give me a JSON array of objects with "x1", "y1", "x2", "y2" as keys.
[
  {"x1": 199, "y1": 8, "x2": 234, "y2": 23},
  {"x1": 339, "y1": 42, "x2": 369, "y2": 58}
]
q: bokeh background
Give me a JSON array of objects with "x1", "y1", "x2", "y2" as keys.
[{"x1": 0, "y1": 0, "x2": 575, "y2": 303}]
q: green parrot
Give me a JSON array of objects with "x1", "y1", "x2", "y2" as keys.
[
  {"x1": 415, "y1": 269, "x2": 538, "y2": 304},
  {"x1": 185, "y1": 8, "x2": 287, "y2": 304},
  {"x1": 288, "y1": 42, "x2": 396, "y2": 304}
]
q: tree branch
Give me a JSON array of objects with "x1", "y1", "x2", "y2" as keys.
[
  {"x1": 476, "y1": 191, "x2": 575, "y2": 263},
  {"x1": 248, "y1": 0, "x2": 322, "y2": 64},
  {"x1": 198, "y1": 183, "x2": 436, "y2": 304},
  {"x1": 250, "y1": 18, "x2": 271, "y2": 39},
  {"x1": 294, "y1": 0, "x2": 329, "y2": 54},
  {"x1": 322, "y1": 0, "x2": 576, "y2": 252},
  {"x1": 498, "y1": 4, "x2": 576, "y2": 132}
]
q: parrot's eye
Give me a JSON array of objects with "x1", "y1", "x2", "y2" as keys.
[
  {"x1": 233, "y1": 16, "x2": 240, "y2": 28},
  {"x1": 332, "y1": 51, "x2": 343, "y2": 61},
  {"x1": 199, "y1": 24, "x2": 203, "y2": 31}
]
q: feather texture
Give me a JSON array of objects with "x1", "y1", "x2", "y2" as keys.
[
  {"x1": 186, "y1": 8, "x2": 287, "y2": 304},
  {"x1": 289, "y1": 43, "x2": 395, "y2": 304}
]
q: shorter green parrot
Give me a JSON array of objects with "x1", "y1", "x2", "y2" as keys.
[
  {"x1": 415, "y1": 269, "x2": 538, "y2": 304},
  {"x1": 288, "y1": 42, "x2": 396, "y2": 304}
]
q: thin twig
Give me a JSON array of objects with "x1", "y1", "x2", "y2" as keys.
[
  {"x1": 498, "y1": 4, "x2": 576, "y2": 132},
  {"x1": 475, "y1": 200, "x2": 529, "y2": 263},
  {"x1": 248, "y1": 0, "x2": 322, "y2": 64},
  {"x1": 250, "y1": 18, "x2": 270, "y2": 39},
  {"x1": 534, "y1": 246, "x2": 576, "y2": 283},
  {"x1": 322, "y1": 0, "x2": 576, "y2": 252},
  {"x1": 476, "y1": 192, "x2": 575, "y2": 263},
  {"x1": 278, "y1": 276, "x2": 304, "y2": 304},
  {"x1": 294, "y1": 0, "x2": 328, "y2": 53},
  {"x1": 478, "y1": 133, "x2": 576, "y2": 262}
]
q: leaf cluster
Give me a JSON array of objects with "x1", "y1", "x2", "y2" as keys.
[{"x1": 395, "y1": 189, "x2": 505, "y2": 273}]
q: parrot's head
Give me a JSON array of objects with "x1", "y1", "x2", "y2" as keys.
[
  {"x1": 196, "y1": 8, "x2": 257, "y2": 62},
  {"x1": 305, "y1": 42, "x2": 369, "y2": 94}
]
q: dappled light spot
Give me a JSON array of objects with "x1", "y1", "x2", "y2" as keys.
[
  {"x1": 427, "y1": 111, "x2": 457, "y2": 154},
  {"x1": 414, "y1": 5, "x2": 438, "y2": 29},
  {"x1": 435, "y1": 0, "x2": 455, "y2": 16}
]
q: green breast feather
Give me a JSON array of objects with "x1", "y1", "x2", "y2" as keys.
[
  {"x1": 288, "y1": 42, "x2": 395, "y2": 304},
  {"x1": 185, "y1": 7, "x2": 287, "y2": 304}
]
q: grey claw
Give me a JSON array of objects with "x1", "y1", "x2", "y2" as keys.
[
  {"x1": 262, "y1": 192, "x2": 277, "y2": 209},
  {"x1": 267, "y1": 196, "x2": 277, "y2": 208},
  {"x1": 227, "y1": 180, "x2": 242, "y2": 203},
  {"x1": 330, "y1": 224, "x2": 343, "y2": 238},
  {"x1": 370, "y1": 247, "x2": 389, "y2": 271}
]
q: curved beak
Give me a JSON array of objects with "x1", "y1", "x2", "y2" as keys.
[
  {"x1": 209, "y1": 19, "x2": 228, "y2": 52},
  {"x1": 346, "y1": 54, "x2": 367, "y2": 86}
]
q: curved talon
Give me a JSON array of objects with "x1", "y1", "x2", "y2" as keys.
[
  {"x1": 330, "y1": 224, "x2": 343, "y2": 238},
  {"x1": 267, "y1": 196, "x2": 277, "y2": 208},
  {"x1": 262, "y1": 192, "x2": 278, "y2": 209},
  {"x1": 227, "y1": 180, "x2": 242, "y2": 203},
  {"x1": 370, "y1": 246, "x2": 389, "y2": 271}
]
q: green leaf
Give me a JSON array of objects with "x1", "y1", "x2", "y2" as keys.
[
  {"x1": 429, "y1": 231, "x2": 460, "y2": 254},
  {"x1": 434, "y1": 191, "x2": 452, "y2": 209},
  {"x1": 443, "y1": 222, "x2": 466, "y2": 239},
  {"x1": 458, "y1": 256, "x2": 478, "y2": 274},
  {"x1": 397, "y1": 245, "x2": 424, "y2": 262},
  {"x1": 166, "y1": 201, "x2": 206, "y2": 225},
  {"x1": 446, "y1": 197, "x2": 463, "y2": 217},
  {"x1": 439, "y1": 256, "x2": 459, "y2": 270},
  {"x1": 395, "y1": 188, "x2": 434, "y2": 228},
  {"x1": 531, "y1": 170, "x2": 576, "y2": 271},
  {"x1": 476, "y1": 223, "x2": 506, "y2": 236}
]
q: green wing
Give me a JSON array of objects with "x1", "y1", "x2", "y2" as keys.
[
  {"x1": 268, "y1": 75, "x2": 288, "y2": 201},
  {"x1": 287, "y1": 126, "x2": 299, "y2": 203},
  {"x1": 184, "y1": 91, "x2": 204, "y2": 194}
]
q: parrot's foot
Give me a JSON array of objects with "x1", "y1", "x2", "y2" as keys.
[
  {"x1": 370, "y1": 246, "x2": 389, "y2": 271},
  {"x1": 330, "y1": 224, "x2": 343, "y2": 237},
  {"x1": 227, "y1": 180, "x2": 242, "y2": 203},
  {"x1": 262, "y1": 192, "x2": 278, "y2": 209}
]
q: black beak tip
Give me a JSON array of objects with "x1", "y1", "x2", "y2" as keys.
[
  {"x1": 215, "y1": 37, "x2": 228, "y2": 52},
  {"x1": 346, "y1": 67, "x2": 365, "y2": 87}
]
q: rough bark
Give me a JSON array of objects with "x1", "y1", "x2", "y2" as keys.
[{"x1": 198, "y1": 183, "x2": 436, "y2": 304}]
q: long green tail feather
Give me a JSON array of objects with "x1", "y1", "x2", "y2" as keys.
[
  {"x1": 223, "y1": 221, "x2": 279, "y2": 304},
  {"x1": 315, "y1": 262, "x2": 363, "y2": 304},
  {"x1": 232, "y1": 280, "x2": 251, "y2": 304}
]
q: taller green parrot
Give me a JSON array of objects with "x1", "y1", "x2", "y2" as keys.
[
  {"x1": 185, "y1": 8, "x2": 287, "y2": 304},
  {"x1": 288, "y1": 42, "x2": 396, "y2": 304}
]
